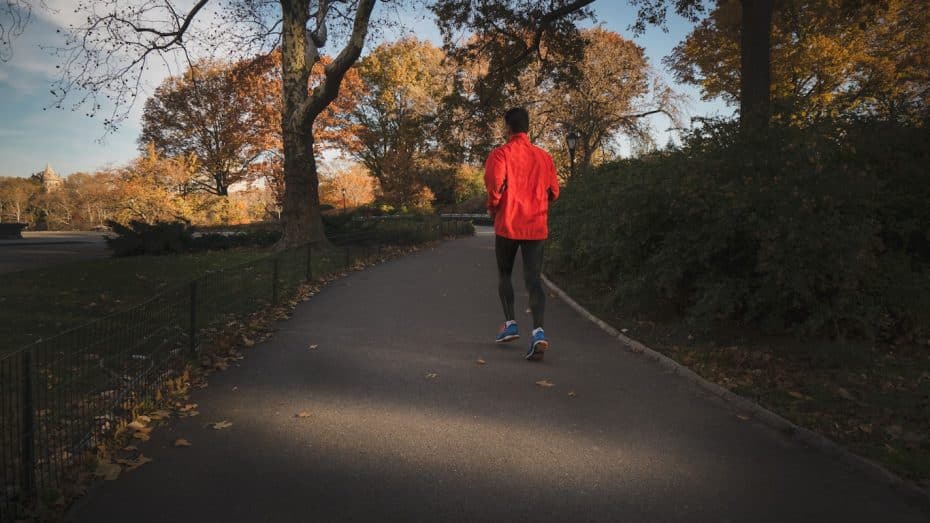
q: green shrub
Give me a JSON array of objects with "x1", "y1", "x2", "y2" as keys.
[
  {"x1": 105, "y1": 220, "x2": 192, "y2": 256},
  {"x1": 187, "y1": 229, "x2": 281, "y2": 251},
  {"x1": 549, "y1": 118, "x2": 930, "y2": 340}
]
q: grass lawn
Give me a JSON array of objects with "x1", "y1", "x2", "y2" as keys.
[
  {"x1": 0, "y1": 249, "x2": 268, "y2": 352},
  {"x1": 547, "y1": 271, "x2": 930, "y2": 488}
]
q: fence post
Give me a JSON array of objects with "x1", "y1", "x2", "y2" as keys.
[
  {"x1": 344, "y1": 246, "x2": 350, "y2": 270},
  {"x1": 20, "y1": 348, "x2": 36, "y2": 500},
  {"x1": 189, "y1": 281, "x2": 198, "y2": 353},
  {"x1": 305, "y1": 244, "x2": 313, "y2": 282},
  {"x1": 272, "y1": 256, "x2": 280, "y2": 305}
]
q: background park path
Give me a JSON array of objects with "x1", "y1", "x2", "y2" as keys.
[{"x1": 67, "y1": 228, "x2": 930, "y2": 522}]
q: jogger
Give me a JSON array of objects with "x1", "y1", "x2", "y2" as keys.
[{"x1": 484, "y1": 107, "x2": 560, "y2": 361}]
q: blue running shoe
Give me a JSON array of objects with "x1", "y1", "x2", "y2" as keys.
[
  {"x1": 495, "y1": 321, "x2": 519, "y2": 343},
  {"x1": 525, "y1": 328, "x2": 549, "y2": 361}
]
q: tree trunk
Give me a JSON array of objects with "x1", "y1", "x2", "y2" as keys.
[
  {"x1": 278, "y1": 0, "x2": 326, "y2": 247},
  {"x1": 739, "y1": 0, "x2": 774, "y2": 132}
]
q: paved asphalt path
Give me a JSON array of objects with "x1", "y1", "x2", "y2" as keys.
[
  {"x1": 0, "y1": 232, "x2": 108, "y2": 274},
  {"x1": 68, "y1": 229, "x2": 930, "y2": 522}
]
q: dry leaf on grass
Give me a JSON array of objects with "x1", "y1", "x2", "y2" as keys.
[
  {"x1": 835, "y1": 387, "x2": 854, "y2": 400},
  {"x1": 94, "y1": 462, "x2": 121, "y2": 481},
  {"x1": 173, "y1": 438, "x2": 192, "y2": 448},
  {"x1": 211, "y1": 420, "x2": 233, "y2": 430},
  {"x1": 295, "y1": 411, "x2": 312, "y2": 419},
  {"x1": 148, "y1": 410, "x2": 172, "y2": 420},
  {"x1": 535, "y1": 379, "x2": 554, "y2": 388}
]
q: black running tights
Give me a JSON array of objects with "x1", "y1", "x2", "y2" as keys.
[{"x1": 495, "y1": 235, "x2": 545, "y2": 329}]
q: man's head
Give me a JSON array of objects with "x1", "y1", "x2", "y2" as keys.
[{"x1": 504, "y1": 107, "x2": 529, "y2": 137}]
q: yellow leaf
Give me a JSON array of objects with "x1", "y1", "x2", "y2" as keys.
[
  {"x1": 173, "y1": 438, "x2": 192, "y2": 448},
  {"x1": 211, "y1": 420, "x2": 233, "y2": 430},
  {"x1": 295, "y1": 411, "x2": 312, "y2": 418},
  {"x1": 535, "y1": 379, "x2": 554, "y2": 388}
]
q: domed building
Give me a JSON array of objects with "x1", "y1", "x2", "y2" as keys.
[{"x1": 34, "y1": 164, "x2": 63, "y2": 192}]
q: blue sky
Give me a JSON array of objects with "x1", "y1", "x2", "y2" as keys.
[{"x1": 0, "y1": 1, "x2": 730, "y2": 178}]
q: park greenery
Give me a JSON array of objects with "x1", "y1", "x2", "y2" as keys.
[{"x1": 0, "y1": 0, "x2": 928, "y2": 485}]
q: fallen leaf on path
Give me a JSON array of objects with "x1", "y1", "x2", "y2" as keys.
[
  {"x1": 241, "y1": 336, "x2": 255, "y2": 348},
  {"x1": 787, "y1": 390, "x2": 806, "y2": 400},
  {"x1": 121, "y1": 445, "x2": 138, "y2": 452},
  {"x1": 629, "y1": 344, "x2": 644, "y2": 354},
  {"x1": 178, "y1": 403, "x2": 198, "y2": 412},
  {"x1": 858, "y1": 424, "x2": 873, "y2": 434},
  {"x1": 173, "y1": 438, "x2": 192, "y2": 448},
  {"x1": 425, "y1": 372, "x2": 439, "y2": 380},
  {"x1": 836, "y1": 387, "x2": 854, "y2": 400},
  {"x1": 568, "y1": 391, "x2": 576, "y2": 398},
  {"x1": 476, "y1": 359, "x2": 486, "y2": 365},
  {"x1": 136, "y1": 415, "x2": 151, "y2": 424},
  {"x1": 295, "y1": 411, "x2": 312, "y2": 419},
  {"x1": 535, "y1": 379, "x2": 554, "y2": 388},
  {"x1": 116, "y1": 455, "x2": 152, "y2": 471},
  {"x1": 736, "y1": 415, "x2": 750, "y2": 421},
  {"x1": 211, "y1": 420, "x2": 233, "y2": 430},
  {"x1": 94, "y1": 462, "x2": 121, "y2": 481},
  {"x1": 127, "y1": 420, "x2": 148, "y2": 431},
  {"x1": 307, "y1": 344, "x2": 319, "y2": 350}
]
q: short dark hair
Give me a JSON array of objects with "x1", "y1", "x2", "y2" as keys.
[{"x1": 504, "y1": 107, "x2": 529, "y2": 134}]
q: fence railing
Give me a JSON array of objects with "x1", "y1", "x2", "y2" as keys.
[{"x1": 0, "y1": 219, "x2": 473, "y2": 521}]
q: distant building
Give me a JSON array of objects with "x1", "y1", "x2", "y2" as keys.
[{"x1": 33, "y1": 164, "x2": 63, "y2": 192}]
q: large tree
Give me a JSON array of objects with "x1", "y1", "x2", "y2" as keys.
[
  {"x1": 15, "y1": 0, "x2": 600, "y2": 245},
  {"x1": 667, "y1": 0, "x2": 930, "y2": 124},
  {"x1": 351, "y1": 37, "x2": 449, "y2": 205},
  {"x1": 530, "y1": 28, "x2": 683, "y2": 173},
  {"x1": 140, "y1": 60, "x2": 275, "y2": 196}
]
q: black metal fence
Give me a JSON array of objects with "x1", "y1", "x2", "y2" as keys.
[{"x1": 0, "y1": 219, "x2": 472, "y2": 521}]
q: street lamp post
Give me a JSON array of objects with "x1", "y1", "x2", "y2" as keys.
[
  {"x1": 341, "y1": 188, "x2": 347, "y2": 214},
  {"x1": 566, "y1": 131, "x2": 578, "y2": 177}
]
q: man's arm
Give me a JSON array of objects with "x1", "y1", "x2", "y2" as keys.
[
  {"x1": 547, "y1": 155, "x2": 560, "y2": 202},
  {"x1": 484, "y1": 149, "x2": 506, "y2": 215}
]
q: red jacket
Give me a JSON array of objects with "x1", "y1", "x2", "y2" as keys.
[{"x1": 484, "y1": 133, "x2": 560, "y2": 240}]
